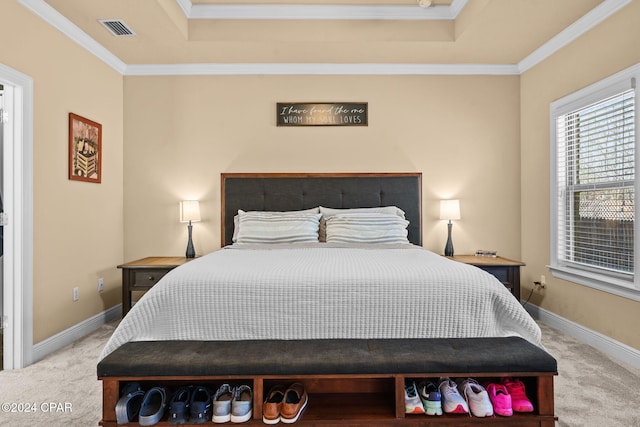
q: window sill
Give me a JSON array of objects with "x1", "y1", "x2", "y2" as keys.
[{"x1": 548, "y1": 264, "x2": 640, "y2": 302}]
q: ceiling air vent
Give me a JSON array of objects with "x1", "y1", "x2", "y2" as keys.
[{"x1": 99, "y1": 19, "x2": 136, "y2": 37}]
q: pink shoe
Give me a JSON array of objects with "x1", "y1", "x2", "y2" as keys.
[
  {"x1": 485, "y1": 383, "x2": 512, "y2": 416},
  {"x1": 501, "y1": 377, "x2": 534, "y2": 412}
]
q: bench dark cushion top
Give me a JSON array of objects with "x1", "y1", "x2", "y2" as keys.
[
  {"x1": 98, "y1": 337, "x2": 557, "y2": 377},
  {"x1": 97, "y1": 337, "x2": 557, "y2": 378}
]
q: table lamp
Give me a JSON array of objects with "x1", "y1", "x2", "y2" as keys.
[
  {"x1": 180, "y1": 200, "x2": 201, "y2": 258},
  {"x1": 440, "y1": 199, "x2": 460, "y2": 256}
]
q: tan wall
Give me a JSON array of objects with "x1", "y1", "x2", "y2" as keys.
[
  {"x1": 0, "y1": 2, "x2": 124, "y2": 343},
  {"x1": 123, "y1": 75, "x2": 521, "y2": 261},
  {"x1": 520, "y1": 1, "x2": 640, "y2": 349},
  {"x1": 5, "y1": 0, "x2": 638, "y2": 354}
]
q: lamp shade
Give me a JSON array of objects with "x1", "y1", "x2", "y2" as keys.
[
  {"x1": 440, "y1": 199, "x2": 461, "y2": 221},
  {"x1": 180, "y1": 200, "x2": 201, "y2": 223}
]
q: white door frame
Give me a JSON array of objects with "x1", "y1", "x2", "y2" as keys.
[{"x1": 1, "y1": 63, "x2": 33, "y2": 370}]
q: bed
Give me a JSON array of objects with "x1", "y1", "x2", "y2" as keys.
[
  {"x1": 97, "y1": 172, "x2": 553, "y2": 427},
  {"x1": 100, "y1": 172, "x2": 541, "y2": 360}
]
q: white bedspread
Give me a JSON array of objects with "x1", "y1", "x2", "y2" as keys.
[{"x1": 100, "y1": 244, "x2": 541, "y2": 360}]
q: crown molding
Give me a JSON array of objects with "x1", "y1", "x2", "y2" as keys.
[
  {"x1": 17, "y1": 0, "x2": 127, "y2": 75},
  {"x1": 448, "y1": 0, "x2": 468, "y2": 18},
  {"x1": 124, "y1": 63, "x2": 519, "y2": 76},
  {"x1": 518, "y1": 0, "x2": 632, "y2": 73},
  {"x1": 175, "y1": 0, "x2": 192, "y2": 17},
  {"x1": 18, "y1": 0, "x2": 631, "y2": 77},
  {"x1": 182, "y1": 0, "x2": 468, "y2": 21}
]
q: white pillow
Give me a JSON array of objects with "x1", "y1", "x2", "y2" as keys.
[
  {"x1": 232, "y1": 207, "x2": 320, "y2": 242},
  {"x1": 319, "y1": 206, "x2": 406, "y2": 242},
  {"x1": 325, "y1": 213, "x2": 410, "y2": 244},
  {"x1": 235, "y1": 210, "x2": 321, "y2": 244},
  {"x1": 319, "y1": 206, "x2": 405, "y2": 218}
]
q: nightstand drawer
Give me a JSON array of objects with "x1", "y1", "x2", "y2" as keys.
[
  {"x1": 480, "y1": 266, "x2": 508, "y2": 283},
  {"x1": 118, "y1": 257, "x2": 195, "y2": 317},
  {"x1": 446, "y1": 255, "x2": 525, "y2": 301},
  {"x1": 480, "y1": 267, "x2": 514, "y2": 293},
  {"x1": 132, "y1": 270, "x2": 169, "y2": 290}
]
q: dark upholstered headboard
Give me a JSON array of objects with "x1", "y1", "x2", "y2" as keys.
[{"x1": 221, "y1": 173, "x2": 422, "y2": 246}]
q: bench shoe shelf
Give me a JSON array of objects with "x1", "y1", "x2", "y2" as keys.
[{"x1": 98, "y1": 338, "x2": 557, "y2": 427}]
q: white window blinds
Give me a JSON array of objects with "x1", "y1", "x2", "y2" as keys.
[{"x1": 555, "y1": 86, "x2": 635, "y2": 276}]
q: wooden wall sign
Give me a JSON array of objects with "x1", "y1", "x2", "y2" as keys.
[{"x1": 277, "y1": 102, "x2": 368, "y2": 126}]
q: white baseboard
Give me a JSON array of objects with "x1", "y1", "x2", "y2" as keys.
[
  {"x1": 524, "y1": 303, "x2": 640, "y2": 369},
  {"x1": 28, "y1": 302, "x2": 640, "y2": 370},
  {"x1": 31, "y1": 304, "x2": 121, "y2": 364}
]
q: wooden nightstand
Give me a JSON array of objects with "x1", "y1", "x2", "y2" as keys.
[
  {"x1": 447, "y1": 255, "x2": 525, "y2": 300},
  {"x1": 117, "y1": 256, "x2": 194, "y2": 317}
]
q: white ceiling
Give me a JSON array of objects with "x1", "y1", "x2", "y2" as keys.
[{"x1": 17, "y1": 0, "x2": 632, "y2": 76}]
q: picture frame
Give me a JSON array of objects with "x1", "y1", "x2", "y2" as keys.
[
  {"x1": 69, "y1": 112, "x2": 102, "y2": 183},
  {"x1": 277, "y1": 102, "x2": 368, "y2": 127}
]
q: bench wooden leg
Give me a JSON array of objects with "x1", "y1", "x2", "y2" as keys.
[
  {"x1": 253, "y1": 377, "x2": 264, "y2": 421},
  {"x1": 395, "y1": 375, "x2": 405, "y2": 418},
  {"x1": 536, "y1": 375, "x2": 555, "y2": 416},
  {"x1": 536, "y1": 375, "x2": 557, "y2": 426},
  {"x1": 100, "y1": 379, "x2": 118, "y2": 426}
]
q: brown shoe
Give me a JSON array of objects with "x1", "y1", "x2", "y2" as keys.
[
  {"x1": 280, "y1": 383, "x2": 308, "y2": 424},
  {"x1": 263, "y1": 385, "x2": 286, "y2": 425}
]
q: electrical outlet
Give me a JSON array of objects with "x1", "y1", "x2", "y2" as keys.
[
  {"x1": 533, "y1": 275, "x2": 546, "y2": 290},
  {"x1": 73, "y1": 287, "x2": 79, "y2": 301},
  {"x1": 98, "y1": 278, "x2": 104, "y2": 292}
]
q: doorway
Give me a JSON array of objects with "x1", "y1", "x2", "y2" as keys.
[
  {"x1": 1, "y1": 82, "x2": 4, "y2": 370},
  {"x1": 0, "y1": 63, "x2": 33, "y2": 370}
]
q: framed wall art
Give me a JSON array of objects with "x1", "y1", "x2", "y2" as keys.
[
  {"x1": 277, "y1": 102, "x2": 368, "y2": 126},
  {"x1": 69, "y1": 112, "x2": 102, "y2": 183}
]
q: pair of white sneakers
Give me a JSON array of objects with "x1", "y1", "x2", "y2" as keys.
[
  {"x1": 405, "y1": 377, "x2": 494, "y2": 418},
  {"x1": 439, "y1": 377, "x2": 494, "y2": 417}
]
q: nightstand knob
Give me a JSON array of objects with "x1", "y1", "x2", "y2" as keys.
[{"x1": 147, "y1": 275, "x2": 154, "y2": 281}]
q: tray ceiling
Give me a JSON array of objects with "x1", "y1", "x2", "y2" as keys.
[{"x1": 18, "y1": 0, "x2": 628, "y2": 75}]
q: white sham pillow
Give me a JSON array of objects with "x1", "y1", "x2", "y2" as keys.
[
  {"x1": 325, "y1": 213, "x2": 410, "y2": 244},
  {"x1": 319, "y1": 206, "x2": 406, "y2": 242},
  {"x1": 235, "y1": 209, "x2": 321, "y2": 244},
  {"x1": 232, "y1": 207, "x2": 320, "y2": 242},
  {"x1": 319, "y1": 206, "x2": 406, "y2": 218}
]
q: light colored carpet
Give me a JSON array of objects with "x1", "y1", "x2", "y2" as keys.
[
  {"x1": 0, "y1": 321, "x2": 638, "y2": 426},
  {"x1": 541, "y1": 324, "x2": 640, "y2": 426}
]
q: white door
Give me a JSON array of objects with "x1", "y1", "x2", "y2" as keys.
[
  {"x1": 1, "y1": 84, "x2": 4, "y2": 368},
  {"x1": 0, "y1": 63, "x2": 34, "y2": 370}
]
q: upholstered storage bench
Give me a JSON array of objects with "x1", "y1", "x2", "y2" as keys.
[{"x1": 97, "y1": 337, "x2": 557, "y2": 426}]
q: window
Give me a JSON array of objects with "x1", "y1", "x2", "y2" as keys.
[{"x1": 550, "y1": 64, "x2": 640, "y2": 301}]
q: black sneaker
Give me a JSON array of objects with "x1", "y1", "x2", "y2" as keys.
[
  {"x1": 168, "y1": 386, "x2": 192, "y2": 424},
  {"x1": 189, "y1": 386, "x2": 213, "y2": 424}
]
